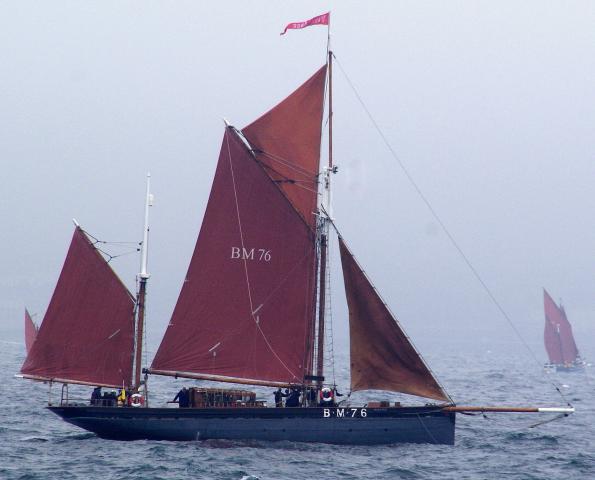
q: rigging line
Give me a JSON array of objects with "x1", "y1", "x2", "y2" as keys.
[
  {"x1": 96, "y1": 247, "x2": 138, "y2": 263},
  {"x1": 479, "y1": 412, "x2": 571, "y2": 441},
  {"x1": 255, "y1": 248, "x2": 314, "y2": 313},
  {"x1": 334, "y1": 55, "x2": 571, "y2": 407},
  {"x1": 257, "y1": 150, "x2": 317, "y2": 178},
  {"x1": 260, "y1": 158, "x2": 319, "y2": 194},
  {"x1": 225, "y1": 130, "x2": 299, "y2": 381},
  {"x1": 95, "y1": 240, "x2": 139, "y2": 246},
  {"x1": 416, "y1": 414, "x2": 439, "y2": 445},
  {"x1": 95, "y1": 247, "x2": 114, "y2": 262},
  {"x1": 324, "y1": 233, "x2": 337, "y2": 386},
  {"x1": 259, "y1": 159, "x2": 316, "y2": 186},
  {"x1": 81, "y1": 228, "x2": 138, "y2": 246},
  {"x1": 225, "y1": 130, "x2": 255, "y2": 315},
  {"x1": 271, "y1": 180, "x2": 319, "y2": 196}
]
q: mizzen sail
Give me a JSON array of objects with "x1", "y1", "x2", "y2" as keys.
[
  {"x1": 20, "y1": 227, "x2": 136, "y2": 387},
  {"x1": 543, "y1": 289, "x2": 579, "y2": 365},
  {"x1": 338, "y1": 237, "x2": 449, "y2": 401},
  {"x1": 24, "y1": 308, "x2": 38, "y2": 354}
]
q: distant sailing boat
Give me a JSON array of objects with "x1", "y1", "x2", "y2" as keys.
[
  {"x1": 18, "y1": 28, "x2": 573, "y2": 445},
  {"x1": 24, "y1": 308, "x2": 39, "y2": 354},
  {"x1": 543, "y1": 289, "x2": 585, "y2": 372}
]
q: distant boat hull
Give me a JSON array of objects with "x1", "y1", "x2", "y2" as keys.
[
  {"x1": 544, "y1": 360, "x2": 586, "y2": 373},
  {"x1": 48, "y1": 405, "x2": 456, "y2": 445}
]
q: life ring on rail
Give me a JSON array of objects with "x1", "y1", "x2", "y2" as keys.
[
  {"x1": 130, "y1": 393, "x2": 144, "y2": 407},
  {"x1": 319, "y1": 387, "x2": 334, "y2": 403}
]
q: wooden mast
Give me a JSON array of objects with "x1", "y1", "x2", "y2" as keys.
[
  {"x1": 134, "y1": 173, "x2": 151, "y2": 391},
  {"x1": 315, "y1": 233, "x2": 327, "y2": 383},
  {"x1": 315, "y1": 43, "x2": 333, "y2": 384}
]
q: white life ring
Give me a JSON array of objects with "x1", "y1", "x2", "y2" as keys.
[
  {"x1": 130, "y1": 393, "x2": 144, "y2": 407},
  {"x1": 320, "y1": 387, "x2": 334, "y2": 403}
]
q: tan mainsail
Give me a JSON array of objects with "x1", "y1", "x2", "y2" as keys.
[{"x1": 338, "y1": 237, "x2": 449, "y2": 402}]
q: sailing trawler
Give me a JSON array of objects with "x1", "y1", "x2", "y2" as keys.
[
  {"x1": 19, "y1": 29, "x2": 573, "y2": 445},
  {"x1": 543, "y1": 289, "x2": 586, "y2": 372}
]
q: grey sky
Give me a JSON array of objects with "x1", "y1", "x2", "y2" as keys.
[{"x1": 1, "y1": 2, "x2": 594, "y2": 364}]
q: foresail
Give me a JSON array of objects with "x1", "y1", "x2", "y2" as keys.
[
  {"x1": 20, "y1": 227, "x2": 136, "y2": 387},
  {"x1": 242, "y1": 65, "x2": 326, "y2": 230},
  {"x1": 151, "y1": 127, "x2": 317, "y2": 385},
  {"x1": 24, "y1": 308, "x2": 38, "y2": 354},
  {"x1": 338, "y1": 237, "x2": 449, "y2": 402},
  {"x1": 543, "y1": 289, "x2": 579, "y2": 364}
]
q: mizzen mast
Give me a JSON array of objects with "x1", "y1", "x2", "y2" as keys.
[{"x1": 133, "y1": 173, "x2": 152, "y2": 390}]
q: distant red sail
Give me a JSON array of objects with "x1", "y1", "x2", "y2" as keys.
[
  {"x1": 242, "y1": 65, "x2": 326, "y2": 231},
  {"x1": 21, "y1": 227, "x2": 136, "y2": 387},
  {"x1": 151, "y1": 128, "x2": 317, "y2": 384},
  {"x1": 339, "y1": 237, "x2": 449, "y2": 401},
  {"x1": 24, "y1": 308, "x2": 38, "y2": 354},
  {"x1": 544, "y1": 289, "x2": 579, "y2": 365}
]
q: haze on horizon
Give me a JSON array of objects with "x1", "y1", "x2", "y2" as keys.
[{"x1": 1, "y1": 2, "x2": 594, "y2": 368}]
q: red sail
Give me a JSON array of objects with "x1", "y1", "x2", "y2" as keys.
[
  {"x1": 242, "y1": 65, "x2": 326, "y2": 230},
  {"x1": 24, "y1": 308, "x2": 38, "y2": 354},
  {"x1": 339, "y1": 237, "x2": 449, "y2": 401},
  {"x1": 20, "y1": 227, "x2": 136, "y2": 387},
  {"x1": 151, "y1": 128, "x2": 317, "y2": 384},
  {"x1": 544, "y1": 289, "x2": 579, "y2": 364}
]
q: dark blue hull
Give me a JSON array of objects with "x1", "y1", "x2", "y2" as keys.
[{"x1": 48, "y1": 405, "x2": 456, "y2": 445}]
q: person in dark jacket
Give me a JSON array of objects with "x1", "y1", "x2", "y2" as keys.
[
  {"x1": 274, "y1": 388, "x2": 289, "y2": 407},
  {"x1": 173, "y1": 387, "x2": 190, "y2": 408},
  {"x1": 90, "y1": 386, "x2": 102, "y2": 406},
  {"x1": 285, "y1": 388, "x2": 301, "y2": 407}
]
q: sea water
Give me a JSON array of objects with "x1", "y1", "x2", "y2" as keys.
[{"x1": 1, "y1": 339, "x2": 593, "y2": 480}]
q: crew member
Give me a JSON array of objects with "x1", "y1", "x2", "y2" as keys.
[
  {"x1": 285, "y1": 388, "x2": 300, "y2": 407},
  {"x1": 117, "y1": 387, "x2": 127, "y2": 406},
  {"x1": 273, "y1": 388, "x2": 288, "y2": 407},
  {"x1": 90, "y1": 386, "x2": 102, "y2": 406},
  {"x1": 173, "y1": 387, "x2": 190, "y2": 408}
]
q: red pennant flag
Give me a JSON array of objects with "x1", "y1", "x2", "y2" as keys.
[{"x1": 280, "y1": 12, "x2": 330, "y2": 35}]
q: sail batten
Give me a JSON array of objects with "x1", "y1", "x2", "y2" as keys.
[
  {"x1": 543, "y1": 289, "x2": 579, "y2": 365},
  {"x1": 20, "y1": 227, "x2": 136, "y2": 387},
  {"x1": 338, "y1": 237, "x2": 449, "y2": 402}
]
